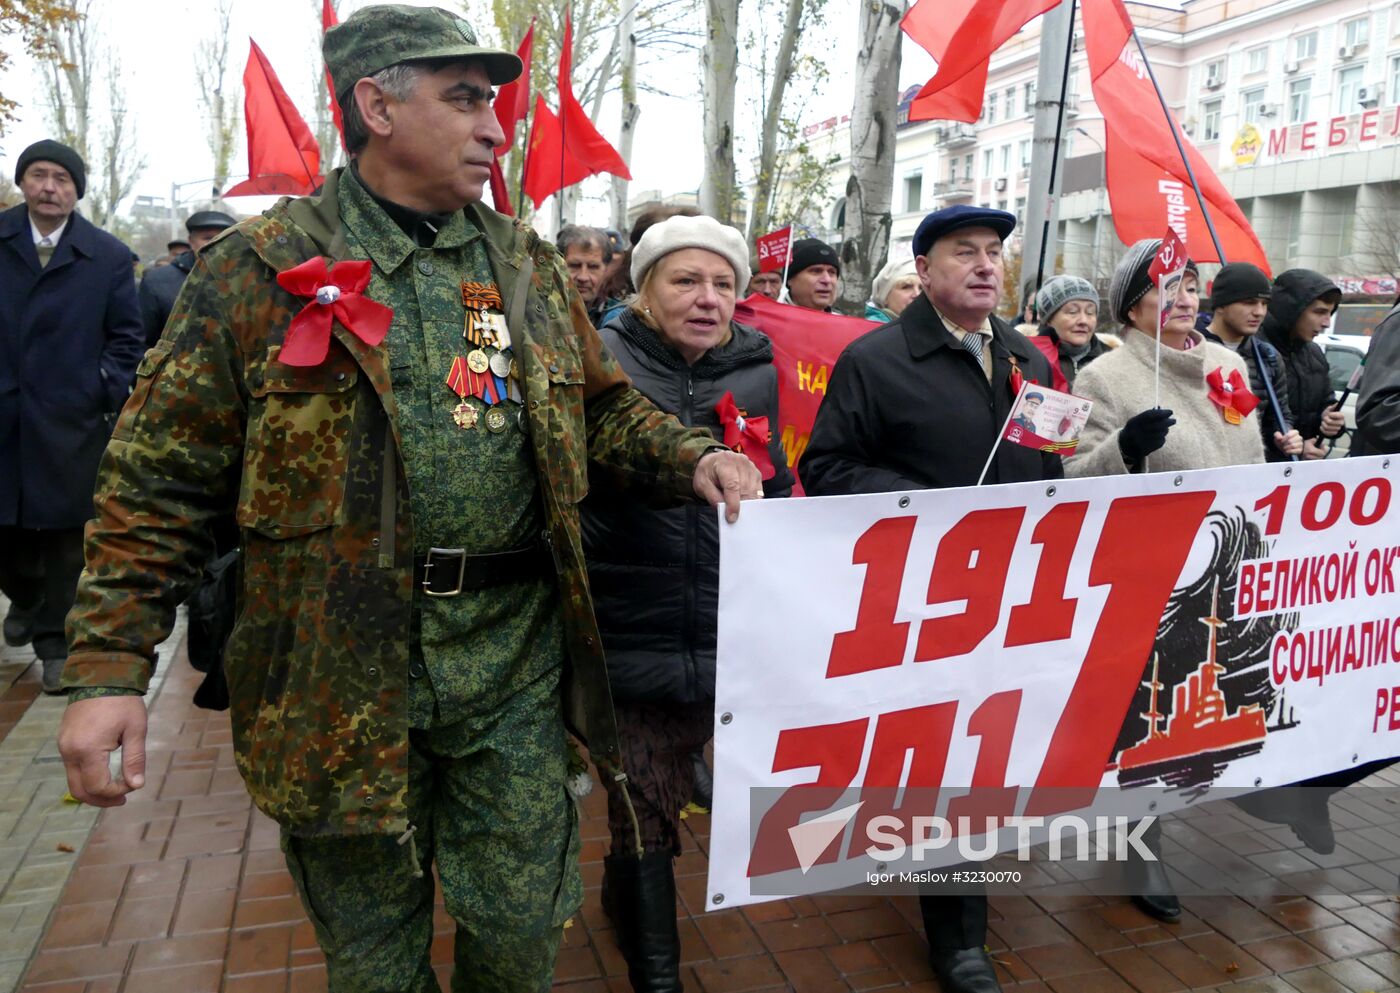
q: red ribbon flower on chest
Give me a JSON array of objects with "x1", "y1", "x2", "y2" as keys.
[
  {"x1": 715, "y1": 391, "x2": 775, "y2": 480},
  {"x1": 275, "y1": 257, "x2": 393, "y2": 367},
  {"x1": 1205, "y1": 366, "x2": 1260, "y2": 425}
]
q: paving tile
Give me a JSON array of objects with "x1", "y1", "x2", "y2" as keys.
[
  {"x1": 825, "y1": 905, "x2": 911, "y2": 942},
  {"x1": 870, "y1": 932, "x2": 936, "y2": 982},
  {"x1": 1297, "y1": 923, "x2": 1387, "y2": 959},
  {"x1": 1242, "y1": 935, "x2": 1332, "y2": 972},
  {"x1": 772, "y1": 947, "x2": 847, "y2": 992},
  {"x1": 1179, "y1": 932, "x2": 1271, "y2": 980},
  {"x1": 1316, "y1": 957, "x2": 1392, "y2": 993},
  {"x1": 1281, "y1": 966, "x2": 1354, "y2": 993},
  {"x1": 693, "y1": 910, "x2": 765, "y2": 958},
  {"x1": 690, "y1": 953, "x2": 788, "y2": 992},
  {"x1": 107, "y1": 894, "x2": 177, "y2": 943},
  {"x1": 1360, "y1": 951, "x2": 1400, "y2": 986},
  {"x1": 41, "y1": 901, "x2": 116, "y2": 949},
  {"x1": 172, "y1": 887, "x2": 237, "y2": 935},
  {"x1": 1018, "y1": 940, "x2": 1111, "y2": 980},
  {"x1": 225, "y1": 926, "x2": 294, "y2": 977},
  {"x1": 753, "y1": 915, "x2": 841, "y2": 953},
  {"x1": 129, "y1": 930, "x2": 229, "y2": 972},
  {"x1": 1046, "y1": 970, "x2": 1136, "y2": 993},
  {"x1": 824, "y1": 940, "x2": 887, "y2": 975},
  {"x1": 122, "y1": 961, "x2": 223, "y2": 993}
]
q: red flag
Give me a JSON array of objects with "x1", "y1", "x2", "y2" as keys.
[
  {"x1": 521, "y1": 17, "x2": 630, "y2": 206},
  {"x1": 224, "y1": 40, "x2": 322, "y2": 197},
  {"x1": 321, "y1": 0, "x2": 344, "y2": 150},
  {"x1": 494, "y1": 21, "x2": 534, "y2": 155},
  {"x1": 1084, "y1": 0, "x2": 1269, "y2": 270},
  {"x1": 756, "y1": 226, "x2": 792, "y2": 273},
  {"x1": 903, "y1": 0, "x2": 1057, "y2": 123},
  {"x1": 488, "y1": 158, "x2": 514, "y2": 216},
  {"x1": 732, "y1": 293, "x2": 879, "y2": 496}
]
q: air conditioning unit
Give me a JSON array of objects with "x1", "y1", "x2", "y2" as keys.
[
  {"x1": 994, "y1": 177, "x2": 1009, "y2": 192},
  {"x1": 1284, "y1": 60, "x2": 1300, "y2": 74},
  {"x1": 1258, "y1": 103, "x2": 1278, "y2": 117},
  {"x1": 1205, "y1": 76, "x2": 1224, "y2": 90},
  {"x1": 1339, "y1": 44, "x2": 1355, "y2": 59},
  {"x1": 1359, "y1": 85, "x2": 1381, "y2": 106}
]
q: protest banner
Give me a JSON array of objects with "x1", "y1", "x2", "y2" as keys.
[
  {"x1": 706, "y1": 456, "x2": 1400, "y2": 908},
  {"x1": 734, "y1": 294, "x2": 878, "y2": 494}
]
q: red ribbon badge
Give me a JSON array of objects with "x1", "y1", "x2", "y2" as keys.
[
  {"x1": 1205, "y1": 367, "x2": 1260, "y2": 424},
  {"x1": 715, "y1": 391, "x2": 775, "y2": 480},
  {"x1": 275, "y1": 257, "x2": 393, "y2": 366}
]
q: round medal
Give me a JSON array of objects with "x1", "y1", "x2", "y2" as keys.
[
  {"x1": 516, "y1": 407, "x2": 530, "y2": 435},
  {"x1": 452, "y1": 401, "x2": 479, "y2": 429},
  {"x1": 489, "y1": 351, "x2": 512, "y2": 378},
  {"x1": 467, "y1": 349, "x2": 490, "y2": 374},
  {"x1": 484, "y1": 406, "x2": 509, "y2": 433}
]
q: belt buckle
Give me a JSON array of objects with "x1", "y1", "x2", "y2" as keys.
[{"x1": 422, "y1": 547, "x2": 467, "y2": 598}]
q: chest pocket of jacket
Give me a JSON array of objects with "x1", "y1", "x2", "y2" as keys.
[
  {"x1": 237, "y1": 352, "x2": 359, "y2": 537},
  {"x1": 531, "y1": 343, "x2": 589, "y2": 504},
  {"x1": 112, "y1": 340, "x2": 174, "y2": 443}
]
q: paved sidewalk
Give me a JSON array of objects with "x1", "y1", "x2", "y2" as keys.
[{"x1": 1, "y1": 622, "x2": 1397, "y2": 992}]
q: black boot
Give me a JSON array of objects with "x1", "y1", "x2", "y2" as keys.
[
  {"x1": 921, "y1": 893, "x2": 1001, "y2": 993},
  {"x1": 608, "y1": 851, "x2": 682, "y2": 992},
  {"x1": 2, "y1": 602, "x2": 35, "y2": 648},
  {"x1": 688, "y1": 751, "x2": 713, "y2": 813},
  {"x1": 1231, "y1": 788, "x2": 1335, "y2": 855},
  {"x1": 1127, "y1": 819, "x2": 1180, "y2": 923}
]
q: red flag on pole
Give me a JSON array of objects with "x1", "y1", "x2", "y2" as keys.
[
  {"x1": 224, "y1": 40, "x2": 322, "y2": 197},
  {"x1": 494, "y1": 21, "x2": 534, "y2": 155},
  {"x1": 756, "y1": 226, "x2": 792, "y2": 273},
  {"x1": 520, "y1": 17, "x2": 630, "y2": 207},
  {"x1": 488, "y1": 159, "x2": 514, "y2": 216},
  {"x1": 321, "y1": 0, "x2": 344, "y2": 150},
  {"x1": 1083, "y1": 0, "x2": 1269, "y2": 269},
  {"x1": 902, "y1": 0, "x2": 1057, "y2": 123}
]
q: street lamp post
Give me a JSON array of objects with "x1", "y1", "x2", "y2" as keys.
[{"x1": 1074, "y1": 126, "x2": 1107, "y2": 290}]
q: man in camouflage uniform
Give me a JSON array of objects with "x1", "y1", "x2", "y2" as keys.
[{"x1": 56, "y1": 7, "x2": 761, "y2": 991}]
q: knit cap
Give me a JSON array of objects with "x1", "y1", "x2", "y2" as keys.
[
  {"x1": 872, "y1": 257, "x2": 918, "y2": 308},
  {"x1": 1035, "y1": 275, "x2": 1098, "y2": 323},
  {"x1": 1208, "y1": 262, "x2": 1272, "y2": 309},
  {"x1": 1109, "y1": 238, "x2": 1198, "y2": 324},
  {"x1": 15, "y1": 139, "x2": 86, "y2": 199},
  {"x1": 787, "y1": 238, "x2": 839, "y2": 280},
  {"x1": 630, "y1": 214, "x2": 751, "y2": 291}
]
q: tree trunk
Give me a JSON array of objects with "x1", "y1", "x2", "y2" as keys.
[
  {"x1": 610, "y1": 4, "x2": 637, "y2": 233},
  {"x1": 746, "y1": 0, "x2": 805, "y2": 243},
  {"x1": 835, "y1": 0, "x2": 904, "y2": 316},
  {"x1": 700, "y1": 0, "x2": 738, "y2": 224}
]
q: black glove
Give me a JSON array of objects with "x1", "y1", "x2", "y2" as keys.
[{"x1": 1118, "y1": 408, "x2": 1176, "y2": 466}]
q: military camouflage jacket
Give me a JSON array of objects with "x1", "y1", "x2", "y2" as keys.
[{"x1": 64, "y1": 169, "x2": 720, "y2": 836}]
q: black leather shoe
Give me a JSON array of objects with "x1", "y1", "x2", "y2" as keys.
[
  {"x1": 689, "y1": 751, "x2": 713, "y2": 812},
  {"x1": 930, "y1": 947, "x2": 1002, "y2": 993},
  {"x1": 1127, "y1": 855, "x2": 1180, "y2": 922},
  {"x1": 2, "y1": 605, "x2": 35, "y2": 648},
  {"x1": 41, "y1": 658, "x2": 67, "y2": 696}
]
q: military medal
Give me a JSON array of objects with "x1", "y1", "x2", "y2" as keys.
[
  {"x1": 461, "y1": 282, "x2": 506, "y2": 348},
  {"x1": 467, "y1": 349, "x2": 490, "y2": 374},
  {"x1": 489, "y1": 350, "x2": 512, "y2": 378},
  {"x1": 446, "y1": 356, "x2": 478, "y2": 429},
  {"x1": 485, "y1": 406, "x2": 509, "y2": 433},
  {"x1": 516, "y1": 407, "x2": 530, "y2": 435}
]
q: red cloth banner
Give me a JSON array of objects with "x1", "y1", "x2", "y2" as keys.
[
  {"x1": 733, "y1": 294, "x2": 878, "y2": 495},
  {"x1": 494, "y1": 21, "x2": 534, "y2": 155},
  {"x1": 520, "y1": 18, "x2": 631, "y2": 208},
  {"x1": 224, "y1": 40, "x2": 321, "y2": 198},
  {"x1": 902, "y1": 0, "x2": 1056, "y2": 123},
  {"x1": 321, "y1": 0, "x2": 344, "y2": 150},
  {"x1": 1083, "y1": 0, "x2": 1269, "y2": 270},
  {"x1": 756, "y1": 226, "x2": 793, "y2": 273}
]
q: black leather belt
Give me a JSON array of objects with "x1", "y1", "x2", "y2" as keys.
[{"x1": 413, "y1": 537, "x2": 553, "y2": 597}]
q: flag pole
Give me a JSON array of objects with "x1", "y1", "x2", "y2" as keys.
[
  {"x1": 1129, "y1": 27, "x2": 1226, "y2": 263},
  {"x1": 778, "y1": 225, "x2": 794, "y2": 304},
  {"x1": 1031, "y1": 0, "x2": 1079, "y2": 298}
]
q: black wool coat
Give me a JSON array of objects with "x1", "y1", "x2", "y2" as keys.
[
  {"x1": 582, "y1": 312, "x2": 794, "y2": 704},
  {"x1": 0, "y1": 204, "x2": 144, "y2": 528},
  {"x1": 138, "y1": 250, "x2": 195, "y2": 347},
  {"x1": 800, "y1": 292, "x2": 1063, "y2": 495}
]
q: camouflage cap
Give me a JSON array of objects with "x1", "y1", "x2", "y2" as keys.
[{"x1": 323, "y1": 4, "x2": 522, "y2": 101}]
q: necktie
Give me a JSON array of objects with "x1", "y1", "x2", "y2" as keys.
[
  {"x1": 36, "y1": 238, "x2": 54, "y2": 268},
  {"x1": 960, "y1": 331, "x2": 985, "y2": 365}
]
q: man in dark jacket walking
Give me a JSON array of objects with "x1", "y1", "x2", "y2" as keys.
[
  {"x1": 1202, "y1": 262, "x2": 1301, "y2": 462},
  {"x1": 1261, "y1": 269, "x2": 1345, "y2": 458},
  {"x1": 801, "y1": 205, "x2": 1059, "y2": 993},
  {"x1": 0, "y1": 139, "x2": 143, "y2": 692},
  {"x1": 1354, "y1": 302, "x2": 1400, "y2": 454},
  {"x1": 138, "y1": 209, "x2": 237, "y2": 346}
]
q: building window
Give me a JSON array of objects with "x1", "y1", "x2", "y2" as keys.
[
  {"x1": 1242, "y1": 87, "x2": 1266, "y2": 124},
  {"x1": 1018, "y1": 139, "x2": 1031, "y2": 167},
  {"x1": 1338, "y1": 65, "x2": 1365, "y2": 112},
  {"x1": 904, "y1": 172, "x2": 922, "y2": 213},
  {"x1": 1292, "y1": 32, "x2": 1317, "y2": 60},
  {"x1": 1247, "y1": 46, "x2": 1268, "y2": 73},
  {"x1": 949, "y1": 159, "x2": 958, "y2": 182},
  {"x1": 1288, "y1": 77, "x2": 1312, "y2": 123},
  {"x1": 1023, "y1": 81, "x2": 1036, "y2": 113},
  {"x1": 1343, "y1": 17, "x2": 1369, "y2": 51},
  {"x1": 1000, "y1": 144, "x2": 1011, "y2": 172},
  {"x1": 986, "y1": 91, "x2": 998, "y2": 124},
  {"x1": 1014, "y1": 196, "x2": 1027, "y2": 227},
  {"x1": 1390, "y1": 56, "x2": 1400, "y2": 104},
  {"x1": 982, "y1": 148, "x2": 994, "y2": 175},
  {"x1": 1005, "y1": 86, "x2": 1017, "y2": 117},
  {"x1": 1205, "y1": 58, "x2": 1226, "y2": 86},
  {"x1": 1202, "y1": 99, "x2": 1222, "y2": 141},
  {"x1": 963, "y1": 155, "x2": 974, "y2": 180}
]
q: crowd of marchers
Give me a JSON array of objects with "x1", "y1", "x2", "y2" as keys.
[{"x1": 3, "y1": 7, "x2": 1400, "y2": 991}]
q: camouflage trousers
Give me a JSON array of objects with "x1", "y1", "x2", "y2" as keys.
[{"x1": 281, "y1": 665, "x2": 582, "y2": 993}]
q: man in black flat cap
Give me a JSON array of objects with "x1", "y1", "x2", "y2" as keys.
[
  {"x1": 0, "y1": 139, "x2": 143, "y2": 691},
  {"x1": 785, "y1": 236, "x2": 840, "y2": 310},
  {"x1": 138, "y1": 209, "x2": 238, "y2": 345},
  {"x1": 801, "y1": 204, "x2": 1058, "y2": 993}
]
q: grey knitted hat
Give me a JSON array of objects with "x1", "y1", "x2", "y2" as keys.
[
  {"x1": 1035, "y1": 275, "x2": 1098, "y2": 323},
  {"x1": 1108, "y1": 238, "x2": 1199, "y2": 324}
]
